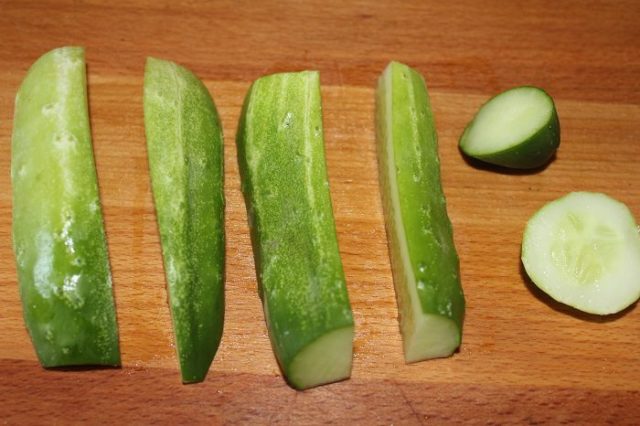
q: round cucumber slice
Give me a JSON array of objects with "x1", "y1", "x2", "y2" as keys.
[
  {"x1": 522, "y1": 192, "x2": 640, "y2": 315},
  {"x1": 459, "y1": 86, "x2": 560, "y2": 169}
]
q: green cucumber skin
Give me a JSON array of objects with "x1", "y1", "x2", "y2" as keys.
[
  {"x1": 144, "y1": 58, "x2": 225, "y2": 383},
  {"x1": 236, "y1": 71, "x2": 354, "y2": 388},
  {"x1": 11, "y1": 47, "x2": 120, "y2": 367},
  {"x1": 460, "y1": 87, "x2": 560, "y2": 169},
  {"x1": 376, "y1": 62, "x2": 465, "y2": 345}
]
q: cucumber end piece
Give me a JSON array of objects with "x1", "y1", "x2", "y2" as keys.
[
  {"x1": 287, "y1": 326, "x2": 354, "y2": 390},
  {"x1": 403, "y1": 314, "x2": 460, "y2": 363},
  {"x1": 459, "y1": 86, "x2": 560, "y2": 169}
]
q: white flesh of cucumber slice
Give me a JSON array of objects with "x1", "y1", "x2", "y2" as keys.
[{"x1": 522, "y1": 192, "x2": 640, "y2": 315}]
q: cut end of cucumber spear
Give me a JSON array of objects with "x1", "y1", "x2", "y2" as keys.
[
  {"x1": 460, "y1": 86, "x2": 560, "y2": 169},
  {"x1": 404, "y1": 315, "x2": 460, "y2": 363},
  {"x1": 287, "y1": 326, "x2": 354, "y2": 390},
  {"x1": 522, "y1": 192, "x2": 640, "y2": 315},
  {"x1": 376, "y1": 61, "x2": 465, "y2": 364}
]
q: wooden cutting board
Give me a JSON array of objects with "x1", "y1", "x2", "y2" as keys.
[{"x1": 1, "y1": 0, "x2": 639, "y2": 423}]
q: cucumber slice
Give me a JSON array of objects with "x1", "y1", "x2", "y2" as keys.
[
  {"x1": 237, "y1": 71, "x2": 354, "y2": 390},
  {"x1": 522, "y1": 192, "x2": 640, "y2": 315},
  {"x1": 11, "y1": 47, "x2": 120, "y2": 367},
  {"x1": 376, "y1": 61, "x2": 465, "y2": 363},
  {"x1": 144, "y1": 58, "x2": 225, "y2": 383},
  {"x1": 459, "y1": 86, "x2": 560, "y2": 169}
]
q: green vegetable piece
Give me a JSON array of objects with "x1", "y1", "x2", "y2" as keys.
[
  {"x1": 11, "y1": 46, "x2": 120, "y2": 367},
  {"x1": 459, "y1": 86, "x2": 560, "y2": 169},
  {"x1": 143, "y1": 58, "x2": 225, "y2": 383},
  {"x1": 237, "y1": 71, "x2": 354, "y2": 390},
  {"x1": 522, "y1": 192, "x2": 640, "y2": 315},
  {"x1": 376, "y1": 61, "x2": 465, "y2": 363}
]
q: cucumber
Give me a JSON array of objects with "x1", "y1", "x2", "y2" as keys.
[
  {"x1": 376, "y1": 61, "x2": 465, "y2": 363},
  {"x1": 459, "y1": 86, "x2": 560, "y2": 169},
  {"x1": 143, "y1": 58, "x2": 225, "y2": 383},
  {"x1": 522, "y1": 192, "x2": 640, "y2": 315},
  {"x1": 11, "y1": 47, "x2": 120, "y2": 367},
  {"x1": 236, "y1": 71, "x2": 354, "y2": 390}
]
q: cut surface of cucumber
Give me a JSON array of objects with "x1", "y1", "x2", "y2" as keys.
[
  {"x1": 11, "y1": 46, "x2": 120, "y2": 367},
  {"x1": 376, "y1": 61, "x2": 465, "y2": 363},
  {"x1": 522, "y1": 192, "x2": 640, "y2": 315},
  {"x1": 144, "y1": 57, "x2": 225, "y2": 383},
  {"x1": 459, "y1": 86, "x2": 560, "y2": 169},
  {"x1": 287, "y1": 326, "x2": 353, "y2": 389},
  {"x1": 237, "y1": 70, "x2": 354, "y2": 390}
]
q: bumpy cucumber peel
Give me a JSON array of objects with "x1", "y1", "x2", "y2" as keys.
[
  {"x1": 143, "y1": 58, "x2": 225, "y2": 383},
  {"x1": 237, "y1": 71, "x2": 354, "y2": 390},
  {"x1": 376, "y1": 61, "x2": 465, "y2": 363},
  {"x1": 11, "y1": 47, "x2": 120, "y2": 367}
]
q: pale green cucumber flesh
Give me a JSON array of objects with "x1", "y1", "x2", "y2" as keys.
[
  {"x1": 144, "y1": 57, "x2": 225, "y2": 383},
  {"x1": 237, "y1": 71, "x2": 354, "y2": 390},
  {"x1": 288, "y1": 326, "x2": 354, "y2": 389},
  {"x1": 522, "y1": 192, "x2": 640, "y2": 315},
  {"x1": 11, "y1": 47, "x2": 120, "y2": 367},
  {"x1": 459, "y1": 86, "x2": 560, "y2": 169},
  {"x1": 376, "y1": 61, "x2": 464, "y2": 363},
  {"x1": 405, "y1": 314, "x2": 460, "y2": 363}
]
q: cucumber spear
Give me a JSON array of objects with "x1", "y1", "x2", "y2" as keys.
[
  {"x1": 12, "y1": 46, "x2": 120, "y2": 367},
  {"x1": 376, "y1": 61, "x2": 465, "y2": 362},
  {"x1": 237, "y1": 71, "x2": 354, "y2": 390},
  {"x1": 143, "y1": 58, "x2": 225, "y2": 383}
]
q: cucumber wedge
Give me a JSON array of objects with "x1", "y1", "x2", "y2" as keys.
[
  {"x1": 236, "y1": 71, "x2": 354, "y2": 390},
  {"x1": 459, "y1": 86, "x2": 560, "y2": 169},
  {"x1": 11, "y1": 47, "x2": 120, "y2": 367},
  {"x1": 522, "y1": 192, "x2": 640, "y2": 315},
  {"x1": 376, "y1": 61, "x2": 465, "y2": 363},
  {"x1": 143, "y1": 58, "x2": 225, "y2": 383}
]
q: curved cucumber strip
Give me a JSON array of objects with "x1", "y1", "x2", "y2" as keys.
[
  {"x1": 376, "y1": 62, "x2": 465, "y2": 363},
  {"x1": 459, "y1": 86, "x2": 560, "y2": 169},
  {"x1": 237, "y1": 71, "x2": 354, "y2": 390},
  {"x1": 144, "y1": 58, "x2": 225, "y2": 383},
  {"x1": 522, "y1": 192, "x2": 640, "y2": 315},
  {"x1": 11, "y1": 47, "x2": 120, "y2": 367}
]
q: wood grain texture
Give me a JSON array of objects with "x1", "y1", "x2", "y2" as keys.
[{"x1": 1, "y1": 0, "x2": 639, "y2": 423}]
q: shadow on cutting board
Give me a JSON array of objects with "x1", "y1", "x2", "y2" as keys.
[{"x1": 46, "y1": 365, "x2": 121, "y2": 372}]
